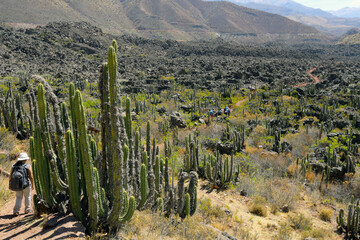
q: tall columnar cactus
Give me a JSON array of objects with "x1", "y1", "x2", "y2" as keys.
[
  {"x1": 233, "y1": 126, "x2": 245, "y2": 153},
  {"x1": 188, "y1": 171, "x2": 198, "y2": 216},
  {"x1": 74, "y1": 90, "x2": 98, "y2": 232},
  {"x1": 124, "y1": 97, "x2": 134, "y2": 192},
  {"x1": 106, "y1": 39, "x2": 135, "y2": 228},
  {"x1": 30, "y1": 137, "x2": 42, "y2": 198},
  {"x1": 176, "y1": 171, "x2": 198, "y2": 218},
  {"x1": 37, "y1": 84, "x2": 68, "y2": 192},
  {"x1": 337, "y1": 196, "x2": 360, "y2": 238},
  {"x1": 155, "y1": 156, "x2": 161, "y2": 197},
  {"x1": 184, "y1": 134, "x2": 199, "y2": 173},
  {"x1": 146, "y1": 121, "x2": 151, "y2": 164},
  {"x1": 29, "y1": 39, "x2": 201, "y2": 234},
  {"x1": 204, "y1": 152, "x2": 234, "y2": 188},
  {"x1": 138, "y1": 164, "x2": 148, "y2": 210},
  {"x1": 65, "y1": 130, "x2": 83, "y2": 223},
  {"x1": 99, "y1": 62, "x2": 113, "y2": 199},
  {"x1": 32, "y1": 126, "x2": 55, "y2": 206},
  {"x1": 60, "y1": 103, "x2": 71, "y2": 132}
]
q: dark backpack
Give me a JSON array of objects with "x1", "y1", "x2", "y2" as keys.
[{"x1": 9, "y1": 164, "x2": 29, "y2": 191}]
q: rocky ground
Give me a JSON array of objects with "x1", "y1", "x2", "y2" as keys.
[{"x1": 1, "y1": 22, "x2": 360, "y2": 95}]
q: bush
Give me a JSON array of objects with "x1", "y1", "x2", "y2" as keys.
[
  {"x1": 198, "y1": 198, "x2": 227, "y2": 221},
  {"x1": 301, "y1": 228, "x2": 332, "y2": 240},
  {"x1": 319, "y1": 207, "x2": 333, "y2": 222},
  {"x1": 0, "y1": 177, "x2": 12, "y2": 206},
  {"x1": 248, "y1": 196, "x2": 268, "y2": 217},
  {"x1": 289, "y1": 213, "x2": 312, "y2": 230},
  {"x1": 274, "y1": 222, "x2": 293, "y2": 240}
]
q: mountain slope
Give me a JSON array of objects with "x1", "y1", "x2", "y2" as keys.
[
  {"x1": 217, "y1": 0, "x2": 360, "y2": 36},
  {"x1": 331, "y1": 8, "x2": 360, "y2": 18},
  {"x1": 0, "y1": 0, "x2": 322, "y2": 42},
  {"x1": 337, "y1": 28, "x2": 360, "y2": 45}
]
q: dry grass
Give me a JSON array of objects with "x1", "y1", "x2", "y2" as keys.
[
  {"x1": 319, "y1": 207, "x2": 333, "y2": 222},
  {"x1": 305, "y1": 171, "x2": 316, "y2": 183},
  {"x1": 249, "y1": 125, "x2": 267, "y2": 147},
  {"x1": 198, "y1": 197, "x2": 228, "y2": 222},
  {"x1": 0, "y1": 128, "x2": 28, "y2": 208},
  {"x1": 301, "y1": 228, "x2": 333, "y2": 240},
  {"x1": 248, "y1": 196, "x2": 268, "y2": 217},
  {"x1": 273, "y1": 222, "x2": 293, "y2": 240},
  {"x1": 287, "y1": 163, "x2": 301, "y2": 177},
  {"x1": 0, "y1": 177, "x2": 12, "y2": 206},
  {"x1": 283, "y1": 129, "x2": 315, "y2": 158},
  {"x1": 246, "y1": 149, "x2": 292, "y2": 177},
  {"x1": 119, "y1": 209, "x2": 218, "y2": 240},
  {"x1": 289, "y1": 213, "x2": 312, "y2": 230}
]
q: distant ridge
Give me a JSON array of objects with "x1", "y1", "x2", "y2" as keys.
[
  {"x1": 337, "y1": 28, "x2": 360, "y2": 45},
  {"x1": 0, "y1": 0, "x2": 323, "y2": 42},
  {"x1": 218, "y1": 0, "x2": 360, "y2": 36},
  {"x1": 331, "y1": 8, "x2": 360, "y2": 19}
]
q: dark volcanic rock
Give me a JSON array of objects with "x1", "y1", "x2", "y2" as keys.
[{"x1": 170, "y1": 112, "x2": 186, "y2": 128}]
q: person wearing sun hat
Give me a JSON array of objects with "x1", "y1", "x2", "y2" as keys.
[{"x1": 8, "y1": 152, "x2": 34, "y2": 216}]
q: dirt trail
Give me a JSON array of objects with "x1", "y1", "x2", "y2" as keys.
[
  {"x1": 294, "y1": 67, "x2": 322, "y2": 88},
  {"x1": 235, "y1": 98, "x2": 247, "y2": 107},
  {"x1": 0, "y1": 177, "x2": 85, "y2": 240}
]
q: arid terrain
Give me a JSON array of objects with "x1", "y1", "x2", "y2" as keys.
[{"x1": 0, "y1": 4, "x2": 359, "y2": 239}]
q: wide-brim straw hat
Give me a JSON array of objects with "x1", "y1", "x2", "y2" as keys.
[{"x1": 17, "y1": 152, "x2": 30, "y2": 161}]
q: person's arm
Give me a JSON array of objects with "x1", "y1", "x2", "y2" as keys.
[
  {"x1": 8, "y1": 168, "x2": 13, "y2": 182},
  {"x1": 28, "y1": 168, "x2": 34, "y2": 190}
]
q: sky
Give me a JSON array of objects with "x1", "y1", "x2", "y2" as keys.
[{"x1": 294, "y1": 0, "x2": 360, "y2": 11}]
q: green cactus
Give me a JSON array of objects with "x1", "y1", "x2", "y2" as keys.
[
  {"x1": 138, "y1": 164, "x2": 148, "y2": 210},
  {"x1": 74, "y1": 90, "x2": 98, "y2": 232},
  {"x1": 99, "y1": 62, "x2": 113, "y2": 201},
  {"x1": 184, "y1": 193, "x2": 190, "y2": 217},
  {"x1": 146, "y1": 121, "x2": 151, "y2": 160},
  {"x1": 204, "y1": 152, "x2": 234, "y2": 188},
  {"x1": 155, "y1": 156, "x2": 161, "y2": 197},
  {"x1": 65, "y1": 130, "x2": 83, "y2": 223}
]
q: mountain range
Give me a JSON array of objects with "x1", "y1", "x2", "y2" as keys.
[
  {"x1": 331, "y1": 8, "x2": 360, "y2": 18},
  {"x1": 0, "y1": 0, "x2": 323, "y2": 42},
  {"x1": 219, "y1": 0, "x2": 360, "y2": 36}
]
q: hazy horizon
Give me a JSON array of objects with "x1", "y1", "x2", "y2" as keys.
[{"x1": 289, "y1": 0, "x2": 360, "y2": 11}]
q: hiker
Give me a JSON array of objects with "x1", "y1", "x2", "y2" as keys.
[
  {"x1": 226, "y1": 108, "x2": 231, "y2": 117},
  {"x1": 209, "y1": 109, "x2": 214, "y2": 121},
  {"x1": 9, "y1": 152, "x2": 34, "y2": 216},
  {"x1": 224, "y1": 106, "x2": 229, "y2": 115}
]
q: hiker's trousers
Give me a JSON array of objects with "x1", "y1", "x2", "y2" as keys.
[{"x1": 13, "y1": 185, "x2": 31, "y2": 214}]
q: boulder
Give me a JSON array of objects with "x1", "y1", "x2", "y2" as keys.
[
  {"x1": 157, "y1": 106, "x2": 166, "y2": 114},
  {"x1": 170, "y1": 112, "x2": 186, "y2": 128}
]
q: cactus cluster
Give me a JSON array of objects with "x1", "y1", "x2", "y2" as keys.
[
  {"x1": 337, "y1": 196, "x2": 360, "y2": 238},
  {"x1": 0, "y1": 82, "x2": 29, "y2": 139},
  {"x1": 204, "y1": 151, "x2": 234, "y2": 188},
  {"x1": 184, "y1": 134, "x2": 199, "y2": 173},
  {"x1": 28, "y1": 40, "x2": 198, "y2": 234}
]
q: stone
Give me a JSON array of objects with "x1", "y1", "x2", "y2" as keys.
[
  {"x1": 170, "y1": 112, "x2": 186, "y2": 128},
  {"x1": 281, "y1": 204, "x2": 289, "y2": 213}
]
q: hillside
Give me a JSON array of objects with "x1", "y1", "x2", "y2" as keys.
[
  {"x1": 0, "y1": 0, "x2": 323, "y2": 42},
  {"x1": 219, "y1": 0, "x2": 360, "y2": 36},
  {"x1": 331, "y1": 7, "x2": 360, "y2": 18},
  {"x1": 337, "y1": 29, "x2": 360, "y2": 45}
]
